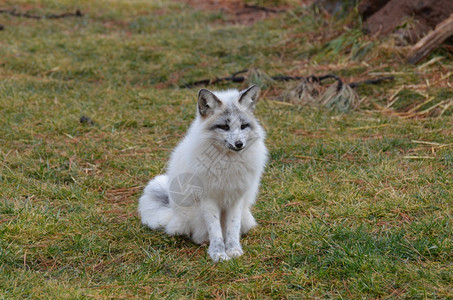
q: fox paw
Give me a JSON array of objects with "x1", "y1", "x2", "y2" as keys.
[
  {"x1": 209, "y1": 252, "x2": 230, "y2": 262},
  {"x1": 226, "y1": 245, "x2": 243, "y2": 258}
]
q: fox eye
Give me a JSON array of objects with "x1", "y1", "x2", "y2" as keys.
[
  {"x1": 216, "y1": 124, "x2": 230, "y2": 131},
  {"x1": 241, "y1": 123, "x2": 250, "y2": 130}
]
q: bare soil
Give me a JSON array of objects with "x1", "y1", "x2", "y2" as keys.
[
  {"x1": 360, "y1": 0, "x2": 453, "y2": 43},
  {"x1": 178, "y1": 0, "x2": 308, "y2": 25}
]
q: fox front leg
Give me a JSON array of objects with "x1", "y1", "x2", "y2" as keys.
[
  {"x1": 201, "y1": 201, "x2": 230, "y2": 262},
  {"x1": 224, "y1": 201, "x2": 244, "y2": 258}
]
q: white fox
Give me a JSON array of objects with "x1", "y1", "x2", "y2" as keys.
[{"x1": 138, "y1": 85, "x2": 268, "y2": 262}]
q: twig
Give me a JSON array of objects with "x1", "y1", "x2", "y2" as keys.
[
  {"x1": 414, "y1": 99, "x2": 449, "y2": 116},
  {"x1": 348, "y1": 76, "x2": 394, "y2": 88},
  {"x1": 407, "y1": 97, "x2": 435, "y2": 113},
  {"x1": 386, "y1": 86, "x2": 405, "y2": 108},
  {"x1": 417, "y1": 56, "x2": 444, "y2": 70},
  {"x1": 243, "y1": 4, "x2": 284, "y2": 14},
  {"x1": 180, "y1": 69, "x2": 247, "y2": 88},
  {"x1": 180, "y1": 69, "x2": 393, "y2": 89},
  {"x1": 0, "y1": 8, "x2": 82, "y2": 19},
  {"x1": 368, "y1": 72, "x2": 407, "y2": 76},
  {"x1": 440, "y1": 72, "x2": 452, "y2": 81},
  {"x1": 266, "y1": 99, "x2": 295, "y2": 106},
  {"x1": 294, "y1": 155, "x2": 334, "y2": 162},
  {"x1": 411, "y1": 140, "x2": 444, "y2": 146},
  {"x1": 386, "y1": 96, "x2": 400, "y2": 108},
  {"x1": 407, "y1": 14, "x2": 453, "y2": 64},
  {"x1": 437, "y1": 100, "x2": 452, "y2": 117},
  {"x1": 24, "y1": 250, "x2": 28, "y2": 269}
]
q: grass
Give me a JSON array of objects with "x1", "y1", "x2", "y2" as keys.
[{"x1": 0, "y1": 0, "x2": 452, "y2": 298}]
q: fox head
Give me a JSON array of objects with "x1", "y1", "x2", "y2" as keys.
[{"x1": 197, "y1": 85, "x2": 262, "y2": 152}]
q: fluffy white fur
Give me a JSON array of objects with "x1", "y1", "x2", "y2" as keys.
[{"x1": 138, "y1": 85, "x2": 267, "y2": 262}]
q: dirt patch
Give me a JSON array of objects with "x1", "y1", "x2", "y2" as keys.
[
  {"x1": 360, "y1": 0, "x2": 453, "y2": 43},
  {"x1": 177, "y1": 0, "x2": 309, "y2": 25}
]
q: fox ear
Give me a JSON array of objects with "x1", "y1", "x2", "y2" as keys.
[
  {"x1": 238, "y1": 85, "x2": 260, "y2": 111},
  {"x1": 198, "y1": 89, "x2": 222, "y2": 117}
]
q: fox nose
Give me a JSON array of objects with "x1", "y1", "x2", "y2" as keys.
[{"x1": 235, "y1": 141, "x2": 243, "y2": 149}]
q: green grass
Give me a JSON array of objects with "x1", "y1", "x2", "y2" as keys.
[{"x1": 1, "y1": 0, "x2": 452, "y2": 298}]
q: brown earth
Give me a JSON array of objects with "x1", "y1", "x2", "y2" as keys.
[
  {"x1": 178, "y1": 0, "x2": 310, "y2": 25},
  {"x1": 360, "y1": 0, "x2": 453, "y2": 43}
]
